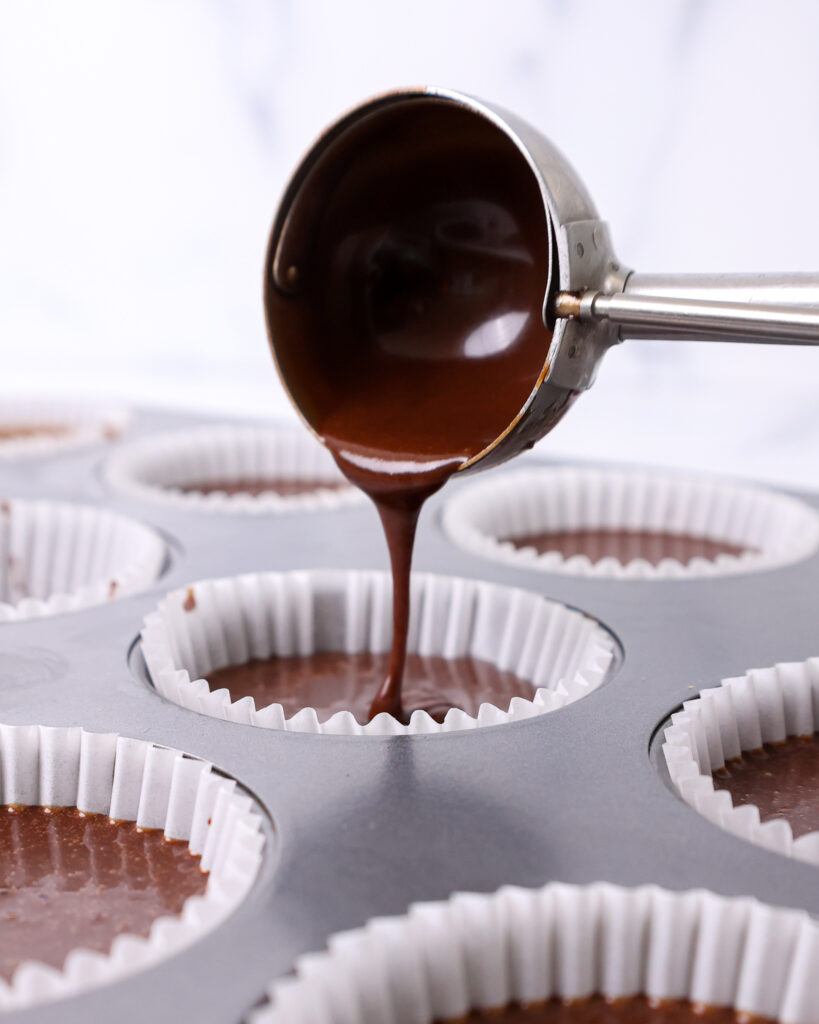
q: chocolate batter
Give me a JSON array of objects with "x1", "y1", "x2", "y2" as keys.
[
  {"x1": 0, "y1": 424, "x2": 70, "y2": 442},
  {"x1": 441, "y1": 996, "x2": 770, "y2": 1022},
  {"x1": 180, "y1": 478, "x2": 347, "y2": 497},
  {"x1": 713, "y1": 734, "x2": 819, "y2": 838},
  {"x1": 206, "y1": 650, "x2": 536, "y2": 724},
  {"x1": 505, "y1": 529, "x2": 750, "y2": 566},
  {"x1": 0, "y1": 805, "x2": 207, "y2": 981},
  {"x1": 266, "y1": 100, "x2": 559, "y2": 721}
]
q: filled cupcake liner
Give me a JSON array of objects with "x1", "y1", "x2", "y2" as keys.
[
  {"x1": 663, "y1": 656, "x2": 819, "y2": 867},
  {"x1": 0, "y1": 398, "x2": 129, "y2": 459},
  {"x1": 443, "y1": 466, "x2": 819, "y2": 580},
  {"x1": 140, "y1": 570, "x2": 616, "y2": 736},
  {"x1": 0, "y1": 499, "x2": 166, "y2": 622},
  {"x1": 0, "y1": 722, "x2": 265, "y2": 1011},
  {"x1": 250, "y1": 881, "x2": 819, "y2": 1023},
  {"x1": 105, "y1": 424, "x2": 362, "y2": 513}
]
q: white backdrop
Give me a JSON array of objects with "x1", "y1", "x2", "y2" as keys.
[{"x1": 2, "y1": 0, "x2": 818, "y2": 488}]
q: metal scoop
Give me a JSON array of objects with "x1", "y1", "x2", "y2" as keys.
[{"x1": 265, "y1": 87, "x2": 819, "y2": 472}]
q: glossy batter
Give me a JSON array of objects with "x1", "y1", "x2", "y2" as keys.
[
  {"x1": 713, "y1": 734, "x2": 819, "y2": 838},
  {"x1": 0, "y1": 424, "x2": 70, "y2": 441},
  {"x1": 443, "y1": 996, "x2": 771, "y2": 1022},
  {"x1": 180, "y1": 477, "x2": 347, "y2": 497},
  {"x1": 505, "y1": 529, "x2": 749, "y2": 566},
  {"x1": 0, "y1": 805, "x2": 207, "y2": 981},
  {"x1": 206, "y1": 650, "x2": 536, "y2": 725}
]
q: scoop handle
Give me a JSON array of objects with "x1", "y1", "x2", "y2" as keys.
[{"x1": 560, "y1": 272, "x2": 819, "y2": 345}]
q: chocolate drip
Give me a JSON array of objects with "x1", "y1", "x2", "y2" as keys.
[{"x1": 266, "y1": 101, "x2": 556, "y2": 722}]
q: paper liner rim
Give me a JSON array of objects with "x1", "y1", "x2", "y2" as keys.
[
  {"x1": 140, "y1": 569, "x2": 617, "y2": 737},
  {"x1": 442, "y1": 467, "x2": 819, "y2": 581},
  {"x1": 104, "y1": 424, "x2": 364, "y2": 514},
  {"x1": 249, "y1": 880, "x2": 819, "y2": 1023},
  {"x1": 0, "y1": 722, "x2": 265, "y2": 1011},
  {"x1": 0, "y1": 499, "x2": 166, "y2": 622},
  {"x1": 662, "y1": 655, "x2": 819, "y2": 868},
  {"x1": 0, "y1": 401, "x2": 130, "y2": 459}
]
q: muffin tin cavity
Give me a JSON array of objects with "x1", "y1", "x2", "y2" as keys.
[
  {"x1": 443, "y1": 466, "x2": 819, "y2": 579},
  {"x1": 0, "y1": 723, "x2": 266, "y2": 1012},
  {"x1": 663, "y1": 657, "x2": 819, "y2": 867},
  {"x1": 139, "y1": 570, "x2": 618, "y2": 735},
  {"x1": 0, "y1": 499, "x2": 166, "y2": 621},
  {"x1": 105, "y1": 425, "x2": 362, "y2": 513},
  {"x1": 250, "y1": 881, "x2": 819, "y2": 1023},
  {"x1": 0, "y1": 399, "x2": 129, "y2": 459}
]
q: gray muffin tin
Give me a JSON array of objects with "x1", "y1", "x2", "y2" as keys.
[{"x1": 3, "y1": 405, "x2": 819, "y2": 1024}]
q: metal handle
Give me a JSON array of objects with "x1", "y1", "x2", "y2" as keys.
[{"x1": 557, "y1": 272, "x2": 819, "y2": 345}]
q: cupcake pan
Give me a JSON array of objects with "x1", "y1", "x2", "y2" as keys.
[{"x1": 4, "y1": 405, "x2": 819, "y2": 1023}]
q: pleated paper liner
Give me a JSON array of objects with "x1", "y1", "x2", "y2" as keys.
[
  {"x1": 663, "y1": 656, "x2": 819, "y2": 867},
  {"x1": 249, "y1": 881, "x2": 819, "y2": 1023},
  {"x1": 105, "y1": 424, "x2": 363, "y2": 514},
  {"x1": 0, "y1": 499, "x2": 166, "y2": 622},
  {"x1": 0, "y1": 723, "x2": 265, "y2": 1011},
  {"x1": 443, "y1": 466, "x2": 819, "y2": 580},
  {"x1": 140, "y1": 570, "x2": 617, "y2": 736},
  {"x1": 0, "y1": 398, "x2": 129, "y2": 459}
]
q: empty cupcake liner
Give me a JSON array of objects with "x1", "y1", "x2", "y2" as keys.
[
  {"x1": 105, "y1": 425, "x2": 362, "y2": 513},
  {"x1": 663, "y1": 656, "x2": 819, "y2": 868},
  {"x1": 0, "y1": 399, "x2": 129, "y2": 459},
  {"x1": 0, "y1": 499, "x2": 166, "y2": 622},
  {"x1": 250, "y1": 881, "x2": 819, "y2": 1023},
  {"x1": 443, "y1": 466, "x2": 819, "y2": 580},
  {"x1": 140, "y1": 570, "x2": 616, "y2": 736},
  {"x1": 0, "y1": 722, "x2": 265, "y2": 1011}
]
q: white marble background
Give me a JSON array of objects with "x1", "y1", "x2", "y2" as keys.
[{"x1": 1, "y1": 1, "x2": 818, "y2": 488}]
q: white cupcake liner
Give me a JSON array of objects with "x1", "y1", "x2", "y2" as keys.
[
  {"x1": 0, "y1": 722, "x2": 265, "y2": 1011},
  {"x1": 140, "y1": 570, "x2": 616, "y2": 736},
  {"x1": 0, "y1": 398, "x2": 129, "y2": 459},
  {"x1": 443, "y1": 466, "x2": 819, "y2": 580},
  {"x1": 663, "y1": 656, "x2": 819, "y2": 868},
  {"x1": 250, "y1": 881, "x2": 819, "y2": 1023},
  {"x1": 0, "y1": 499, "x2": 166, "y2": 622},
  {"x1": 105, "y1": 425, "x2": 363, "y2": 514}
]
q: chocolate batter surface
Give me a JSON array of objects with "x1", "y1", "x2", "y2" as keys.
[
  {"x1": 180, "y1": 477, "x2": 347, "y2": 497},
  {"x1": 713, "y1": 734, "x2": 819, "y2": 838},
  {"x1": 442, "y1": 996, "x2": 769, "y2": 1022},
  {"x1": 206, "y1": 650, "x2": 536, "y2": 725},
  {"x1": 506, "y1": 529, "x2": 750, "y2": 566},
  {"x1": 0, "y1": 424, "x2": 71, "y2": 442},
  {"x1": 0, "y1": 805, "x2": 207, "y2": 981},
  {"x1": 266, "y1": 100, "x2": 557, "y2": 721}
]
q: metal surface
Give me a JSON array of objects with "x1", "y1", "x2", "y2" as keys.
[
  {"x1": 263, "y1": 87, "x2": 627, "y2": 477},
  {"x1": 581, "y1": 289, "x2": 819, "y2": 344},
  {"x1": 265, "y1": 89, "x2": 819, "y2": 476},
  {"x1": 3, "y1": 407, "x2": 819, "y2": 1023}
]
